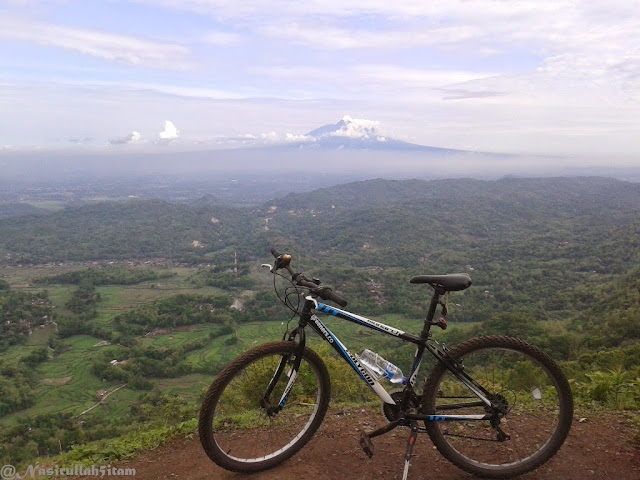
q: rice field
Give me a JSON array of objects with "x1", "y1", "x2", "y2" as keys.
[{"x1": 0, "y1": 264, "x2": 474, "y2": 431}]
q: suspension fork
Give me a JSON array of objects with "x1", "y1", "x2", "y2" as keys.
[{"x1": 261, "y1": 299, "x2": 313, "y2": 413}]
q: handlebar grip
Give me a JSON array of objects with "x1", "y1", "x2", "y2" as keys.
[
  {"x1": 270, "y1": 248, "x2": 281, "y2": 258},
  {"x1": 316, "y1": 286, "x2": 347, "y2": 308},
  {"x1": 325, "y1": 290, "x2": 348, "y2": 308}
]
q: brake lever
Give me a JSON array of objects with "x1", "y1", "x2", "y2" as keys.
[
  {"x1": 304, "y1": 296, "x2": 319, "y2": 308},
  {"x1": 261, "y1": 263, "x2": 274, "y2": 273}
]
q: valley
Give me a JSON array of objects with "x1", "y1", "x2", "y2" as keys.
[{"x1": 1, "y1": 175, "x2": 639, "y2": 468}]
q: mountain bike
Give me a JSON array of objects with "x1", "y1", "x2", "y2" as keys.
[{"x1": 199, "y1": 249, "x2": 573, "y2": 479}]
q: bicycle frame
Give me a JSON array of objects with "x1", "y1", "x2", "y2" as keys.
[
  {"x1": 202, "y1": 258, "x2": 572, "y2": 480},
  {"x1": 272, "y1": 291, "x2": 495, "y2": 423}
]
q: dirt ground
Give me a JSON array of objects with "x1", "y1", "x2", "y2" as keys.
[{"x1": 114, "y1": 408, "x2": 639, "y2": 480}]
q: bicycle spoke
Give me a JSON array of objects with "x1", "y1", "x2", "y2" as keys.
[
  {"x1": 423, "y1": 337, "x2": 572, "y2": 477},
  {"x1": 199, "y1": 342, "x2": 330, "y2": 472}
]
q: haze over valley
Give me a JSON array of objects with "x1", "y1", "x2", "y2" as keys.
[{"x1": 1, "y1": 1, "x2": 639, "y2": 476}]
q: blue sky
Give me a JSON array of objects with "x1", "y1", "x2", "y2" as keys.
[{"x1": 1, "y1": 0, "x2": 638, "y2": 159}]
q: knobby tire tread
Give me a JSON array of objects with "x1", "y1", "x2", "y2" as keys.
[
  {"x1": 422, "y1": 335, "x2": 573, "y2": 478},
  {"x1": 198, "y1": 341, "x2": 331, "y2": 473}
]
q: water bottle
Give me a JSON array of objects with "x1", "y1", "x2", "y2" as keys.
[{"x1": 358, "y1": 349, "x2": 406, "y2": 384}]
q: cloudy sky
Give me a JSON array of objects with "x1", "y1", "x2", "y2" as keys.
[{"x1": 0, "y1": 0, "x2": 638, "y2": 158}]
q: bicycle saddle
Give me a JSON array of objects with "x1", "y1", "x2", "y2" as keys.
[{"x1": 409, "y1": 274, "x2": 472, "y2": 292}]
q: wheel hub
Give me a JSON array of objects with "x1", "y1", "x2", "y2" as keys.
[{"x1": 485, "y1": 392, "x2": 510, "y2": 416}]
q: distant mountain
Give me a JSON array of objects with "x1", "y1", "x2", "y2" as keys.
[
  {"x1": 266, "y1": 176, "x2": 640, "y2": 212},
  {"x1": 305, "y1": 117, "x2": 354, "y2": 138},
  {"x1": 273, "y1": 115, "x2": 477, "y2": 154}
]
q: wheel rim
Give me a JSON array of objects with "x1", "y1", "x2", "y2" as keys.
[
  {"x1": 208, "y1": 350, "x2": 323, "y2": 464},
  {"x1": 428, "y1": 346, "x2": 566, "y2": 471}
]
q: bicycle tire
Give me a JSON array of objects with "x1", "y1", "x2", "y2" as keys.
[
  {"x1": 422, "y1": 336, "x2": 573, "y2": 478},
  {"x1": 199, "y1": 341, "x2": 331, "y2": 472}
]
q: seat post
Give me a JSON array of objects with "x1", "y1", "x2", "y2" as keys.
[{"x1": 419, "y1": 288, "x2": 444, "y2": 339}]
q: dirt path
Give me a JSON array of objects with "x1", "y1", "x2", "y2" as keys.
[{"x1": 118, "y1": 408, "x2": 638, "y2": 480}]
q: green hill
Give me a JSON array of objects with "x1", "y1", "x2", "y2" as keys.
[
  {"x1": 0, "y1": 200, "x2": 257, "y2": 263},
  {"x1": 1, "y1": 177, "x2": 639, "y2": 321},
  {"x1": 571, "y1": 266, "x2": 640, "y2": 348},
  {"x1": 1, "y1": 175, "x2": 639, "y2": 467}
]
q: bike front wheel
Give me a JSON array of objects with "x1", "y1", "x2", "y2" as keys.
[
  {"x1": 422, "y1": 336, "x2": 573, "y2": 478},
  {"x1": 199, "y1": 341, "x2": 331, "y2": 472}
]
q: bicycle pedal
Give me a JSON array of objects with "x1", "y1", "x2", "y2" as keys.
[{"x1": 359, "y1": 432, "x2": 374, "y2": 458}]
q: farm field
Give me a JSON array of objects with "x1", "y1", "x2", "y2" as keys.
[{"x1": 2, "y1": 265, "x2": 457, "y2": 434}]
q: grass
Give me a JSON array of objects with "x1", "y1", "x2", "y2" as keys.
[
  {"x1": 51, "y1": 418, "x2": 199, "y2": 468},
  {"x1": 27, "y1": 323, "x2": 57, "y2": 346},
  {"x1": 1, "y1": 262, "x2": 637, "y2": 470},
  {"x1": 1, "y1": 335, "x2": 125, "y2": 426},
  {"x1": 0, "y1": 265, "x2": 83, "y2": 285},
  {"x1": 40, "y1": 376, "x2": 73, "y2": 386},
  {"x1": 0, "y1": 313, "x2": 427, "y2": 430},
  {"x1": 0, "y1": 266, "x2": 236, "y2": 429},
  {"x1": 0, "y1": 264, "x2": 476, "y2": 454}
]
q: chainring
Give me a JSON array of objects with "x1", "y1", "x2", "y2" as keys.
[{"x1": 382, "y1": 390, "x2": 420, "y2": 423}]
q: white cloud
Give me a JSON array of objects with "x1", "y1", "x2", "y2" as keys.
[
  {"x1": 330, "y1": 115, "x2": 379, "y2": 139},
  {"x1": 209, "y1": 133, "x2": 257, "y2": 146},
  {"x1": 160, "y1": 0, "x2": 640, "y2": 98},
  {"x1": 138, "y1": 0, "x2": 640, "y2": 87},
  {"x1": 259, "y1": 131, "x2": 279, "y2": 142},
  {"x1": 159, "y1": 121, "x2": 179, "y2": 141},
  {"x1": 48, "y1": 80, "x2": 248, "y2": 101},
  {"x1": 251, "y1": 131, "x2": 314, "y2": 144},
  {"x1": 3, "y1": 1, "x2": 639, "y2": 157},
  {"x1": 110, "y1": 131, "x2": 142, "y2": 145},
  {"x1": 260, "y1": 23, "x2": 481, "y2": 50},
  {"x1": 284, "y1": 133, "x2": 314, "y2": 142},
  {"x1": 141, "y1": 0, "x2": 561, "y2": 20},
  {"x1": 254, "y1": 64, "x2": 497, "y2": 101},
  {"x1": 0, "y1": 15, "x2": 190, "y2": 69},
  {"x1": 143, "y1": 84, "x2": 248, "y2": 99},
  {"x1": 354, "y1": 65, "x2": 496, "y2": 86},
  {"x1": 202, "y1": 31, "x2": 242, "y2": 45}
]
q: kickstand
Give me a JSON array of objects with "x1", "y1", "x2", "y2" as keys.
[{"x1": 401, "y1": 421, "x2": 419, "y2": 480}]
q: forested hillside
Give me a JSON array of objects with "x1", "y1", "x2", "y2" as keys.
[
  {"x1": 0, "y1": 203, "x2": 51, "y2": 219},
  {"x1": 1, "y1": 176, "x2": 639, "y2": 467},
  {"x1": 0, "y1": 200, "x2": 256, "y2": 264},
  {"x1": 571, "y1": 266, "x2": 640, "y2": 347},
  {"x1": 1, "y1": 177, "x2": 639, "y2": 321},
  {"x1": 261, "y1": 176, "x2": 640, "y2": 321}
]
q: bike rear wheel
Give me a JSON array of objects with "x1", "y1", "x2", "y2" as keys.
[
  {"x1": 199, "y1": 341, "x2": 331, "y2": 472},
  {"x1": 422, "y1": 336, "x2": 573, "y2": 478}
]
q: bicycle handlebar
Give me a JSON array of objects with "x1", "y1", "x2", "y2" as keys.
[
  {"x1": 316, "y1": 287, "x2": 348, "y2": 308},
  {"x1": 270, "y1": 248, "x2": 348, "y2": 307}
]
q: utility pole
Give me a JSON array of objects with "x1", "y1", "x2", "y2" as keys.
[{"x1": 234, "y1": 250, "x2": 238, "y2": 277}]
